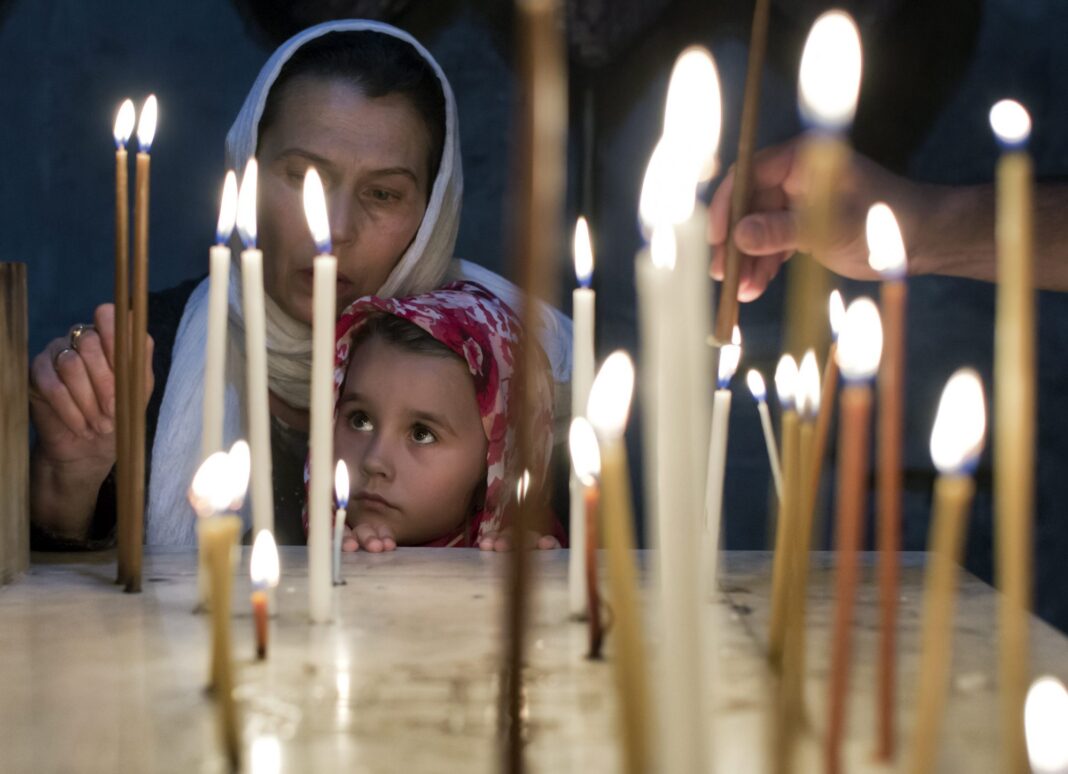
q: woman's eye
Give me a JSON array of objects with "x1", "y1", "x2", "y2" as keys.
[
  {"x1": 367, "y1": 188, "x2": 398, "y2": 203},
  {"x1": 411, "y1": 424, "x2": 437, "y2": 445},
  {"x1": 348, "y1": 411, "x2": 373, "y2": 432}
]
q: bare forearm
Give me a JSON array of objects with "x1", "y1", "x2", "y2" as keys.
[
  {"x1": 30, "y1": 447, "x2": 113, "y2": 542},
  {"x1": 912, "y1": 182, "x2": 1068, "y2": 291}
]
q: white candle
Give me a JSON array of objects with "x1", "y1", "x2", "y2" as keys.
[
  {"x1": 746, "y1": 369, "x2": 783, "y2": 498},
  {"x1": 189, "y1": 451, "x2": 233, "y2": 612},
  {"x1": 1026, "y1": 677, "x2": 1068, "y2": 774},
  {"x1": 333, "y1": 461, "x2": 349, "y2": 586},
  {"x1": 569, "y1": 216, "x2": 595, "y2": 618},
  {"x1": 704, "y1": 326, "x2": 740, "y2": 586},
  {"x1": 202, "y1": 172, "x2": 237, "y2": 461},
  {"x1": 305, "y1": 168, "x2": 336, "y2": 624},
  {"x1": 236, "y1": 160, "x2": 275, "y2": 540}
]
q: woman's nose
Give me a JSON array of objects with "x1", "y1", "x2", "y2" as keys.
[
  {"x1": 328, "y1": 192, "x2": 356, "y2": 247},
  {"x1": 360, "y1": 433, "x2": 393, "y2": 480}
]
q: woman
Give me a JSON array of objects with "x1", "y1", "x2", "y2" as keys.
[{"x1": 29, "y1": 20, "x2": 571, "y2": 546}]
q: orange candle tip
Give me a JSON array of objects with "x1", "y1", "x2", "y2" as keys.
[{"x1": 252, "y1": 590, "x2": 268, "y2": 660}]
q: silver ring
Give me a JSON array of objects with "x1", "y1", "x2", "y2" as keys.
[
  {"x1": 52, "y1": 346, "x2": 76, "y2": 370},
  {"x1": 69, "y1": 323, "x2": 95, "y2": 353}
]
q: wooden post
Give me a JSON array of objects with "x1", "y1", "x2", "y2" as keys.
[{"x1": 0, "y1": 263, "x2": 29, "y2": 584}]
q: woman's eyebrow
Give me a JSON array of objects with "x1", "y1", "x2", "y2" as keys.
[
  {"x1": 365, "y1": 166, "x2": 418, "y2": 183},
  {"x1": 274, "y1": 148, "x2": 338, "y2": 174}
]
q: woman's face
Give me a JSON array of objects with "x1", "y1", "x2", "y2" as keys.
[
  {"x1": 335, "y1": 335, "x2": 487, "y2": 545},
  {"x1": 257, "y1": 76, "x2": 433, "y2": 324}
]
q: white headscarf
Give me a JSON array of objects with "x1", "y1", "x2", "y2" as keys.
[{"x1": 146, "y1": 20, "x2": 572, "y2": 545}]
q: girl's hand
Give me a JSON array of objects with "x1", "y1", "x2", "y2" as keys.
[
  {"x1": 344, "y1": 520, "x2": 397, "y2": 553},
  {"x1": 478, "y1": 529, "x2": 561, "y2": 552}
]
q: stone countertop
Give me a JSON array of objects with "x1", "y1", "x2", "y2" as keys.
[{"x1": 1, "y1": 549, "x2": 1065, "y2": 773}]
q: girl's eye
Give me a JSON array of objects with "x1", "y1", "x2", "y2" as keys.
[
  {"x1": 348, "y1": 411, "x2": 373, "y2": 432},
  {"x1": 411, "y1": 424, "x2": 437, "y2": 445}
]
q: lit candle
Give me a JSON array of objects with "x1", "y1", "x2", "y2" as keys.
[
  {"x1": 305, "y1": 167, "x2": 336, "y2": 624},
  {"x1": 807, "y1": 290, "x2": 845, "y2": 549},
  {"x1": 746, "y1": 369, "x2": 783, "y2": 498},
  {"x1": 569, "y1": 216, "x2": 595, "y2": 619},
  {"x1": 569, "y1": 417, "x2": 602, "y2": 658},
  {"x1": 782, "y1": 350, "x2": 821, "y2": 731},
  {"x1": 704, "y1": 325, "x2": 741, "y2": 584},
  {"x1": 768, "y1": 354, "x2": 799, "y2": 668},
  {"x1": 236, "y1": 160, "x2": 275, "y2": 542},
  {"x1": 203, "y1": 171, "x2": 238, "y2": 460},
  {"x1": 909, "y1": 369, "x2": 986, "y2": 774},
  {"x1": 202, "y1": 507, "x2": 242, "y2": 770},
  {"x1": 113, "y1": 98, "x2": 135, "y2": 587},
  {"x1": 127, "y1": 94, "x2": 157, "y2": 594},
  {"x1": 333, "y1": 461, "x2": 349, "y2": 587},
  {"x1": 990, "y1": 97, "x2": 1036, "y2": 774},
  {"x1": 250, "y1": 529, "x2": 280, "y2": 660},
  {"x1": 587, "y1": 352, "x2": 651, "y2": 774},
  {"x1": 189, "y1": 451, "x2": 233, "y2": 613},
  {"x1": 827, "y1": 298, "x2": 883, "y2": 774},
  {"x1": 867, "y1": 201, "x2": 908, "y2": 759},
  {"x1": 791, "y1": 11, "x2": 862, "y2": 356},
  {"x1": 1025, "y1": 677, "x2": 1068, "y2": 774}
]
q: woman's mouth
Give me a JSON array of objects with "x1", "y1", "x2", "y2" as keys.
[{"x1": 297, "y1": 267, "x2": 354, "y2": 290}]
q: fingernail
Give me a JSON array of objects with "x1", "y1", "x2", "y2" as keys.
[{"x1": 99, "y1": 418, "x2": 114, "y2": 435}]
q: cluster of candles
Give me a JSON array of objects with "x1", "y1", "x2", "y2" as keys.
[{"x1": 103, "y1": 4, "x2": 1061, "y2": 772}]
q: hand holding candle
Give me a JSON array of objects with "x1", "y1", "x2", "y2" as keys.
[
  {"x1": 909, "y1": 369, "x2": 986, "y2": 774},
  {"x1": 333, "y1": 461, "x2": 349, "y2": 586},
  {"x1": 304, "y1": 167, "x2": 336, "y2": 624},
  {"x1": 250, "y1": 529, "x2": 280, "y2": 660},
  {"x1": 569, "y1": 417, "x2": 602, "y2": 658}
]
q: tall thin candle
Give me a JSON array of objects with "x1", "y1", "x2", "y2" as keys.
[
  {"x1": 990, "y1": 98, "x2": 1035, "y2": 774},
  {"x1": 587, "y1": 353, "x2": 651, "y2": 774},
  {"x1": 202, "y1": 171, "x2": 237, "y2": 460},
  {"x1": 127, "y1": 94, "x2": 157, "y2": 594},
  {"x1": 807, "y1": 290, "x2": 845, "y2": 550},
  {"x1": 867, "y1": 202, "x2": 908, "y2": 760},
  {"x1": 236, "y1": 160, "x2": 275, "y2": 542},
  {"x1": 203, "y1": 512, "x2": 242, "y2": 770},
  {"x1": 746, "y1": 370, "x2": 783, "y2": 498},
  {"x1": 113, "y1": 99, "x2": 135, "y2": 586},
  {"x1": 908, "y1": 369, "x2": 985, "y2": 774},
  {"x1": 304, "y1": 167, "x2": 336, "y2": 624},
  {"x1": 569, "y1": 417, "x2": 602, "y2": 658},
  {"x1": 704, "y1": 325, "x2": 741, "y2": 586},
  {"x1": 569, "y1": 216, "x2": 595, "y2": 618},
  {"x1": 826, "y1": 298, "x2": 883, "y2": 774},
  {"x1": 768, "y1": 354, "x2": 799, "y2": 668}
]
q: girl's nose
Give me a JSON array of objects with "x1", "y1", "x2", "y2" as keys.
[{"x1": 360, "y1": 433, "x2": 393, "y2": 480}]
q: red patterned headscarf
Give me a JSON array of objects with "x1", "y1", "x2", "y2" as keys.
[{"x1": 323, "y1": 281, "x2": 555, "y2": 546}]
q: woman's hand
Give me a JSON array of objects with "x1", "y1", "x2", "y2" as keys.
[
  {"x1": 343, "y1": 520, "x2": 397, "y2": 553},
  {"x1": 708, "y1": 137, "x2": 934, "y2": 300},
  {"x1": 478, "y1": 528, "x2": 561, "y2": 552}
]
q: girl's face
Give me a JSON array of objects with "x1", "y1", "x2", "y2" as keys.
[
  {"x1": 257, "y1": 75, "x2": 433, "y2": 325},
  {"x1": 334, "y1": 335, "x2": 487, "y2": 545}
]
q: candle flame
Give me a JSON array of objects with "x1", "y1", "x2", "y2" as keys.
[
  {"x1": 1026, "y1": 676, "x2": 1068, "y2": 774},
  {"x1": 190, "y1": 451, "x2": 235, "y2": 516},
  {"x1": 215, "y1": 171, "x2": 238, "y2": 245},
  {"x1": 829, "y1": 289, "x2": 846, "y2": 340},
  {"x1": 303, "y1": 167, "x2": 332, "y2": 255},
  {"x1": 250, "y1": 735, "x2": 282, "y2": 774},
  {"x1": 113, "y1": 99, "x2": 135, "y2": 149},
  {"x1": 236, "y1": 159, "x2": 258, "y2": 248},
  {"x1": 989, "y1": 99, "x2": 1031, "y2": 148},
  {"x1": 797, "y1": 350, "x2": 822, "y2": 418},
  {"x1": 136, "y1": 94, "x2": 157, "y2": 152},
  {"x1": 866, "y1": 202, "x2": 907, "y2": 278},
  {"x1": 250, "y1": 529, "x2": 280, "y2": 588},
  {"x1": 663, "y1": 46, "x2": 722, "y2": 183},
  {"x1": 574, "y1": 216, "x2": 594, "y2": 287},
  {"x1": 798, "y1": 11, "x2": 862, "y2": 131},
  {"x1": 516, "y1": 469, "x2": 532, "y2": 504},
  {"x1": 930, "y1": 368, "x2": 986, "y2": 474},
  {"x1": 746, "y1": 369, "x2": 767, "y2": 402},
  {"x1": 569, "y1": 417, "x2": 601, "y2": 486},
  {"x1": 227, "y1": 439, "x2": 251, "y2": 510},
  {"x1": 836, "y1": 297, "x2": 883, "y2": 381},
  {"x1": 639, "y1": 138, "x2": 697, "y2": 230},
  {"x1": 587, "y1": 351, "x2": 635, "y2": 439},
  {"x1": 334, "y1": 460, "x2": 350, "y2": 509},
  {"x1": 650, "y1": 225, "x2": 677, "y2": 270},
  {"x1": 775, "y1": 354, "x2": 799, "y2": 410},
  {"x1": 718, "y1": 344, "x2": 741, "y2": 388}
]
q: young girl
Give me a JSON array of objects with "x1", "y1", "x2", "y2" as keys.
[{"x1": 326, "y1": 281, "x2": 564, "y2": 551}]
